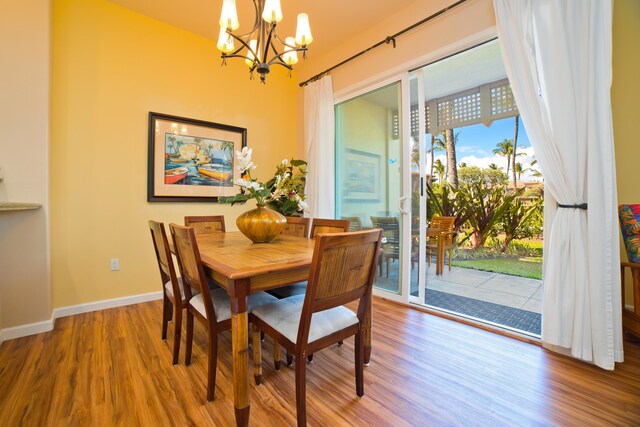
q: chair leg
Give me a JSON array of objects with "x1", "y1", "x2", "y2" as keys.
[
  {"x1": 286, "y1": 351, "x2": 293, "y2": 366},
  {"x1": 207, "y1": 328, "x2": 218, "y2": 402},
  {"x1": 252, "y1": 328, "x2": 262, "y2": 385},
  {"x1": 338, "y1": 340, "x2": 343, "y2": 346},
  {"x1": 427, "y1": 253, "x2": 431, "y2": 267},
  {"x1": 385, "y1": 257, "x2": 390, "y2": 278},
  {"x1": 295, "y1": 352, "x2": 307, "y2": 427},
  {"x1": 161, "y1": 295, "x2": 171, "y2": 341},
  {"x1": 172, "y1": 307, "x2": 182, "y2": 366},
  {"x1": 185, "y1": 311, "x2": 194, "y2": 366},
  {"x1": 355, "y1": 330, "x2": 364, "y2": 397},
  {"x1": 274, "y1": 342, "x2": 282, "y2": 371},
  {"x1": 448, "y1": 248, "x2": 452, "y2": 271},
  {"x1": 307, "y1": 354, "x2": 314, "y2": 363}
]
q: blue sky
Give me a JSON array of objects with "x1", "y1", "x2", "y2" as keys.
[{"x1": 428, "y1": 116, "x2": 542, "y2": 181}]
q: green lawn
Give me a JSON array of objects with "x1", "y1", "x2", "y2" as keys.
[
  {"x1": 452, "y1": 258, "x2": 542, "y2": 279},
  {"x1": 453, "y1": 240, "x2": 542, "y2": 279}
]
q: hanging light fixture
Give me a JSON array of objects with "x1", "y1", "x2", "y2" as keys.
[{"x1": 216, "y1": 0, "x2": 313, "y2": 83}]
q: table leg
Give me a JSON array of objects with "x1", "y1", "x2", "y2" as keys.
[
  {"x1": 364, "y1": 295, "x2": 372, "y2": 365},
  {"x1": 230, "y1": 279, "x2": 250, "y2": 427},
  {"x1": 436, "y1": 235, "x2": 444, "y2": 275}
]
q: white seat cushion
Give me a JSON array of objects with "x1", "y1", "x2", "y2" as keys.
[
  {"x1": 190, "y1": 289, "x2": 278, "y2": 322},
  {"x1": 251, "y1": 295, "x2": 358, "y2": 344},
  {"x1": 164, "y1": 277, "x2": 185, "y2": 299},
  {"x1": 165, "y1": 277, "x2": 220, "y2": 300}
]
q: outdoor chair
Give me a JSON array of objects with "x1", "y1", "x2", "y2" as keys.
[
  {"x1": 370, "y1": 216, "x2": 400, "y2": 277},
  {"x1": 619, "y1": 204, "x2": 640, "y2": 338},
  {"x1": 426, "y1": 216, "x2": 457, "y2": 274}
]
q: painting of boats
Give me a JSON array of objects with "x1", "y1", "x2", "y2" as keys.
[
  {"x1": 197, "y1": 163, "x2": 232, "y2": 183},
  {"x1": 163, "y1": 133, "x2": 234, "y2": 187},
  {"x1": 164, "y1": 166, "x2": 189, "y2": 184}
]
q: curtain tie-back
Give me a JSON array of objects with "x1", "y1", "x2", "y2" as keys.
[{"x1": 557, "y1": 203, "x2": 588, "y2": 210}]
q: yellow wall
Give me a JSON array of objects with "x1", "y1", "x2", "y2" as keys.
[
  {"x1": 51, "y1": 0, "x2": 297, "y2": 308},
  {"x1": 0, "y1": 0, "x2": 51, "y2": 331},
  {"x1": 612, "y1": 0, "x2": 640, "y2": 304}
]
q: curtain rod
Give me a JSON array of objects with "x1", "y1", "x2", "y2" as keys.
[{"x1": 299, "y1": 0, "x2": 469, "y2": 87}]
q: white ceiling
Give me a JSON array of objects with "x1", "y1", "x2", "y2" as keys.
[{"x1": 107, "y1": 0, "x2": 418, "y2": 60}]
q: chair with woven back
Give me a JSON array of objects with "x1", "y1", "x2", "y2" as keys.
[
  {"x1": 250, "y1": 229, "x2": 383, "y2": 427},
  {"x1": 370, "y1": 216, "x2": 400, "y2": 277},
  {"x1": 309, "y1": 218, "x2": 351, "y2": 236},
  {"x1": 341, "y1": 216, "x2": 363, "y2": 231},
  {"x1": 281, "y1": 216, "x2": 310, "y2": 238},
  {"x1": 169, "y1": 223, "x2": 277, "y2": 402},
  {"x1": 184, "y1": 215, "x2": 226, "y2": 235},
  {"x1": 426, "y1": 216, "x2": 457, "y2": 274},
  {"x1": 619, "y1": 204, "x2": 640, "y2": 338},
  {"x1": 149, "y1": 220, "x2": 185, "y2": 365}
]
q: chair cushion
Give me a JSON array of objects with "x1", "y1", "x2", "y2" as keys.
[
  {"x1": 164, "y1": 277, "x2": 220, "y2": 300},
  {"x1": 251, "y1": 295, "x2": 359, "y2": 344},
  {"x1": 267, "y1": 282, "x2": 308, "y2": 299},
  {"x1": 619, "y1": 205, "x2": 640, "y2": 263},
  {"x1": 190, "y1": 289, "x2": 277, "y2": 322}
]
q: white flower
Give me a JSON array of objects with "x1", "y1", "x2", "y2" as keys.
[
  {"x1": 281, "y1": 159, "x2": 288, "y2": 165},
  {"x1": 248, "y1": 181, "x2": 263, "y2": 191},
  {"x1": 236, "y1": 147, "x2": 255, "y2": 173},
  {"x1": 234, "y1": 178, "x2": 250, "y2": 188},
  {"x1": 297, "y1": 200, "x2": 308, "y2": 211}
]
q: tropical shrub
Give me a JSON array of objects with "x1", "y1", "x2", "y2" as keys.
[{"x1": 498, "y1": 196, "x2": 543, "y2": 251}]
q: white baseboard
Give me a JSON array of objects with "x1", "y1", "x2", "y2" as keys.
[
  {"x1": 53, "y1": 291, "x2": 163, "y2": 319},
  {"x1": 0, "y1": 291, "x2": 163, "y2": 345}
]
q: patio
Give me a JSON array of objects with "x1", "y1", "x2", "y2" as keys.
[{"x1": 376, "y1": 261, "x2": 542, "y2": 335}]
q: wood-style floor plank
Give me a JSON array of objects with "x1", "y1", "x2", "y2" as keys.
[{"x1": 1, "y1": 298, "x2": 639, "y2": 426}]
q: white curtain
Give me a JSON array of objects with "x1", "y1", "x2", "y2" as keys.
[
  {"x1": 304, "y1": 75, "x2": 335, "y2": 218},
  {"x1": 494, "y1": 0, "x2": 622, "y2": 369}
]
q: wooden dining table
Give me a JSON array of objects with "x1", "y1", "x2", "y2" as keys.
[{"x1": 178, "y1": 231, "x2": 373, "y2": 427}]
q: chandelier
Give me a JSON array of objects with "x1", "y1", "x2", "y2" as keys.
[{"x1": 216, "y1": 0, "x2": 313, "y2": 83}]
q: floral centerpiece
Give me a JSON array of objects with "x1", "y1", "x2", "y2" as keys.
[{"x1": 219, "y1": 147, "x2": 308, "y2": 242}]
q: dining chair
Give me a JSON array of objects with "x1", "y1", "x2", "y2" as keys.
[
  {"x1": 250, "y1": 229, "x2": 383, "y2": 427},
  {"x1": 370, "y1": 216, "x2": 400, "y2": 277},
  {"x1": 309, "y1": 218, "x2": 350, "y2": 237},
  {"x1": 341, "y1": 216, "x2": 363, "y2": 231},
  {"x1": 169, "y1": 223, "x2": 277, "y2": 402},
  {"x1": 619, "y1": 204, "x2": 640, "y2": 338},
  {"x1": 184, "y1": 215, "x2": 226, "y2": 235},
  {"x1": 426, "y1": 216, "x2": 457, "y2": 273},
  {"x1": 149, "y1": 220, "x2": 185, "y2": 366},
  {"x1": 282, "y1": 216, "x2": 310, "y2": 238},
  {"x1": 270, "y1": 217, "x2": 351, "y2": 363}
]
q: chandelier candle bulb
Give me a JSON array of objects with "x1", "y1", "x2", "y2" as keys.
[
  {"x1": 217, "y1": 27, "x2": 235, "y2": 52},
  {"x1": 246, "y1": 39, "x2": 259, "y2": 66},
  {"x1": 283, "y1": 37, "x2": 298, "y2": 65},
  {"x1": 295, "y1": 13, "x2": 313, "y2": 46},
  {"x1": 219, "y1": 0, "x2": 240, "y2": 30},
  {"x1": 261, "y1": 0, "x2": 283, "y2": 24}
]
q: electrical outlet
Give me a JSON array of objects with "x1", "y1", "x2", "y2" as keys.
[{"x1": 110, "y1": 258, "x2": 120, "y2": 271}]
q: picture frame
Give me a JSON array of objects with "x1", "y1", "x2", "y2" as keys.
[
  {"x1": 147, "y1": 112, "x2": 247, "y2": 202},
  {"x1": 343, "y1": 148, "x2": 381, "y2": 202}
]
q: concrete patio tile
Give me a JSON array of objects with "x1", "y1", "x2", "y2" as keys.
[
  {"x1": 431, "y1": 267, "x2": 496, "y2": 286},
  {"x1": 531, "y1": 288, "x2": 543, "y2": 301},
  {"x1": 464, "y1": 288, "x2": 530, "y2": 309},
  {"x1": 426, "y1": 280, "x2": 480, "y2": 299},
  {"x1": 521, "y1": 298, "x2": 542, "y2": 314},
  {"x1": 478, "y1": 276, "x2": 541, "y2": 298}
]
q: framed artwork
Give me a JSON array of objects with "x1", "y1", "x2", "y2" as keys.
[
  {"x1": 343, "y1": 148, "x2": 381, "y2": 202},
  {"x1": 147, "y1": 112, "x2": 246, "y2": 202}
]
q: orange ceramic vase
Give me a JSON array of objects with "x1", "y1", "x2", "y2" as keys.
[{"x1": 236, "y1": 204, "x2": 286, "y2": 243}]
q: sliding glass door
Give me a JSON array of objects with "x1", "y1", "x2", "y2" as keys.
[{"x1": 335, "y1": 81, "x2": 407, "y2": 297}]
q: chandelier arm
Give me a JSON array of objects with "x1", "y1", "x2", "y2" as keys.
[
  {"x1": 226, "y1": 32, "x2": 259, "y2": 61},
  {"x1": 231, "y1": 0, "x2": 261, "y2": 38},
  {"x1": 261, "y1": 23, "x2": 277, "y2": 64}
]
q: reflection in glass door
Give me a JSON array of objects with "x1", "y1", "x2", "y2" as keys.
[{"x1": 335, "y1": 81, "x2": 405, "y2": 295}]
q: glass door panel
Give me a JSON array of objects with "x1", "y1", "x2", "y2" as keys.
[{"x1": 335, "y1": 81, "x2": 404, "y2": 295}]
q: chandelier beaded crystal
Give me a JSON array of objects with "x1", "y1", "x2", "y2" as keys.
[{"x1": 216, "y1": 0, "x2": 313, "y2": 83}]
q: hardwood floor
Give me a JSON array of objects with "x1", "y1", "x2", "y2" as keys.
[{"x1": 1, "y1": 298, "x2": 639, "y2": 426}]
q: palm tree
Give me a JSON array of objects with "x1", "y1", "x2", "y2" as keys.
[
  {"x1": 429, "y1": 133, "x2": 446, "y2": 180},
  {"x1": 488, "y1": 163, "x2": 499, "y2": 170},
  {"x1": 511, "y1": 115, "x2": 519, "y2": 188},
  {"x1": 529, "y1": 159, "x2": 543, "y2": 179},
  {"x1": 493, "y1": 139, "x2": 514, "y2": 177},
  {"x1": 459, "y1": 162, "x2": 468, "y2": 168},
  {"x1": 445, "y1": 129, "x2": 458, "y2": 189},
  {"x1": 515, "y1": 162, "x2": 524, "y2": 181},
  {"x1": 433, "y1": 159, "x2": 446, "y2": 184}
]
